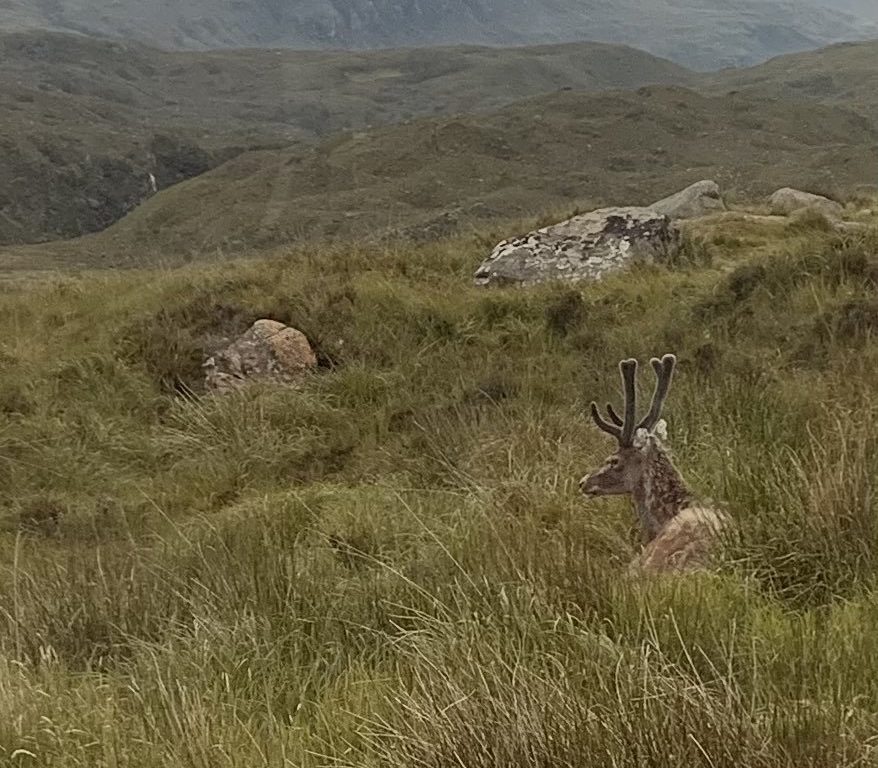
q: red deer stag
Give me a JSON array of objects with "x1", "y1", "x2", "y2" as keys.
[{"x1": 579, "y1": 354, "x2": 726, "y2": 573}]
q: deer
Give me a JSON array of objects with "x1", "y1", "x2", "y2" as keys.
[{"x1": 579, "y1": 353, "x2": 727, "y2": 573}]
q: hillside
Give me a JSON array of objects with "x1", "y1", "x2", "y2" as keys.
[
  {"x1": 8, "y1": 85, "x2": 875, "y2": 269},
  {"x1": 8, "y1": 30, "x2": 878, "y2": 253},
  {"x1": 815, "y1": 0, "x2": 878, "y2": 21},
  {"x1": 1, "y1": 201, "x2": 878, "y2": 764},
  {"x1": 2, "y1": 0, "x2": 875, "y2": 70},
  {"x1": 0, "y1": 30, "x2": 693, "y2": 246},
  {"x1": 707, "y1": 39, "x2": 878, "y2": 124}
]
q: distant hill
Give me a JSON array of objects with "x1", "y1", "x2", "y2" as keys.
[
  {"x1": 9, "y1": 85, "x2": 876, "y2": 270},
  {"x1": 813, "y1": 0, "x2": 878, "y2": 21},
  {"x1": 6, "y1": 30, "x2": 878, "y2": 256},
  {"x1": 707, "y1": 40, "x2": 878, "y2": 124},
  {"x1": 2, "y1": 0, "x2": 875, "y2": 71},
  {"x1": 0, "y1": 31, "x2": 692, "y2": 246}
]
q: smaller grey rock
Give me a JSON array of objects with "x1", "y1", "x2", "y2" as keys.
[
  {"x1": 769, "y1": 188, "x2": 843, "y2": 219},
  {"x1": 651, "y1": 180, "x2": 726, "y2": 220}
]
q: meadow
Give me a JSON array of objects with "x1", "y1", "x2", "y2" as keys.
[{"x1": 1, "y1": 208, "x2": 878, "y2": 766}]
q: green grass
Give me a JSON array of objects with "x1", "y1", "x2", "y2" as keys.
[{"x1": 1, "y1": 215, "x2": 878, "y2": 765}]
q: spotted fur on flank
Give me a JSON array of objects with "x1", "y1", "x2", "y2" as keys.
[{"x1": 633, "y1": 505, "x2": 728, "y2": 573}]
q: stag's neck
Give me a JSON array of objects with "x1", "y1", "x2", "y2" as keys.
[{"x1": 633, "y1": 447, "x2": 692, "y2": 541}]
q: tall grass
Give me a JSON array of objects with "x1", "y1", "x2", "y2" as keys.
[{"x1": 1, "y1": 223, "x2": 878, "y2": 765}]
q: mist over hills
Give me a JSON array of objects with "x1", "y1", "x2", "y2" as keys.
[{"x1": 2, "y1": 0, "x2": 876, "y2": 70}]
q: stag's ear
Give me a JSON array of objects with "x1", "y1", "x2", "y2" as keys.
[
  {"x1": 633, "y1": 427, "x2": 651, "y2": 449},
  {"x1": 633, "y1": 419, "x2": 668, "y2": 450},
  {"x1": 653, "y1": 419, "x2": 668, "y2": 442}
]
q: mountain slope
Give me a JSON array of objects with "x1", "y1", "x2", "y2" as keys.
[
  {"x1": 706, "y1": 40, "x2": 878, "y2": 124},
  {"x1": 814, "y1": 0, "x2": 878, "y2": 21},
  {"x1": 10, "y1": 85, "x2": 876, "y2": 270},
  {"x1": 6, "y1": 29, "x2": 878, "y2": 254},
  {"x1": 2, "y1": 0, "x2": 875, "y2": 70},
  {"x1": 0, "y1": 31, "x2": 692, "y2": 246}
]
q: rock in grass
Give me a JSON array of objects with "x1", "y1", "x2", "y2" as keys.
[
  {"x1": 204, "y1": 319, "x2": 316, "y2": 392},
  {"x1": 474, "y1": 207, "x2": 680, "y2": 287},
  {"x1": 651, "y1": 180, "x2": 726, "y2": 220},
  {"x1": 769, "y1": 187, "x2": 843, "y2": 219}
]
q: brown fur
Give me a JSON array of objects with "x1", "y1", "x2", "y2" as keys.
[
  {"x1": 632, "y1": 505, "x2": 727, "y2": 574},
  {"x1": 631, "y1": 442, "x2": 692, "y2": 540},
  {"x1": 583, "y1": 437, "x2": 726, "y2": 573}
]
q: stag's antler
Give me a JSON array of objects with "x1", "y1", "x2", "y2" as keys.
[
  {"x1": 589, "y1": 354, "x2": 676, "y2": 446},
  {"x1": 637, "y1": 354, "x2": 676, "y2": 432},
  {"x1": 590, "y1": 358, "x2": 637, "y2": 446}
]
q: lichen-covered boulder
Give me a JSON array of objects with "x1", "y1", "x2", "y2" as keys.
[
  {"x1": 474, "y1": 207, "x2": 680, "y2": 287},
  {"x1": 768, "y1": 188, "x2": 843, "y2": 219},
  {"x1": 204, "y1": 319, "x2": 317, "y2": 392},
  {"x1": 651, "y1": 180, "x2": 726, "y2": 220}
]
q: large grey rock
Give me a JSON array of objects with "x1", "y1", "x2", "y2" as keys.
[
  {"x1": 204, "y1": 319, "x2": 317, "y2": 392},
  {"x1": 651, "y1": 180, "x2": 726, "y2": 220},
  {"x1": 474, "y1": 207, "x2": 680, "y2": 287},
  {"x1": 768, "y1": 188, "x2": 843, "y2": 219}
]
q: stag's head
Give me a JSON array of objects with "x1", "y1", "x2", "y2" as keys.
[{"x1": 579, "y1": 354, "x2": 676, "y2": 498}]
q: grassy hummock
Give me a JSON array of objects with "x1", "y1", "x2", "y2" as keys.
[{"x1": 1, "y1": 210, "x2": 877, "y2": 766}]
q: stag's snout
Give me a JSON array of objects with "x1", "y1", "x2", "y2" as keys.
[{"x1": 579, "y1": 473, "x2": 599, "y2": 496}]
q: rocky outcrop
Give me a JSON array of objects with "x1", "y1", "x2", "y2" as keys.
[
  {"x1": 204, "y1": 319, "x2": 317, "y2": 392},
  {"x1": 474, "y1": 207, "x2": 680, "y2": 287},
  {"x1": 768, "y1": 188, "x2": 844, "y2": 219},
  {"x1": 651, "y1": 180, "x2": 726, "y2": 220}
]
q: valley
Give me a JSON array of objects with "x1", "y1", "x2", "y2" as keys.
[
  {"x1": 0, "y1": 31, "x2": 691, "y2": 246},
  {"x1": 7, "y1": 84, "x2": 878, "y2": 270},
  {"x1": 3, "y1": 31, "x2": 878, "y2": 261}
]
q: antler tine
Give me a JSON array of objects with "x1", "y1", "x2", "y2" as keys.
[
  {"x1": 588, "y1": 358, "x2": 639, "y2": 445},
  {"x1": 605, "y1": 403, "x2": 624, "y2": 426},
  {"x1": 637, "y1": 353, "x2": 677, "y2": 432},
  {"x1": 619, "y1": 359, "x2": 638, "y2": 446},
  {"x1": 589, "y1": 402, "x2": 623, "y2": 440}
]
